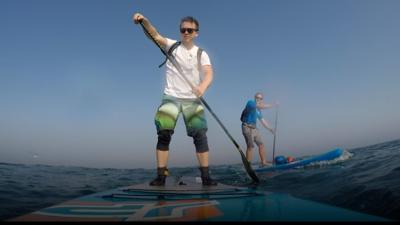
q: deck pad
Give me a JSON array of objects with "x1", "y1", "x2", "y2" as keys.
[{"x1": 123, "y1": 176, "x2": 244, "y2": 194}]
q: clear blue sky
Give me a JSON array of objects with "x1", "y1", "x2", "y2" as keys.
[{"x1": 1, "y1": 0, "x2": 399, "y2": 169}]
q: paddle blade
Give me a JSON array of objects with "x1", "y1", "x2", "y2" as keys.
[{"x1": 239, "y1": 150, "x2": 260, "y2": 184}]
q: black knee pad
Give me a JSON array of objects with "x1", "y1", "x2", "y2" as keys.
[
  {"x1": 156, "y1": 130, "x2": 174, "y2": 151},
  {"x1": 190, "y1": 129, "x2": 209, "y2": 153}
]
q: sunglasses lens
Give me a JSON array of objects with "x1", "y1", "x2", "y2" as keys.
[{"x1": 180, "y1": 28, "x2": 196, "y2": 34}]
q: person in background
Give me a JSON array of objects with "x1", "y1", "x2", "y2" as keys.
[{"x1": 240, "y1": 92, "x2": 277, "y2": 166}]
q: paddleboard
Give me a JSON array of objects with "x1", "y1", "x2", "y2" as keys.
[
  {"x1": 255, "y1": 148, "x2": 344, "y2": 173},
  {"x1": 10, "y1": 176, "x2": 387, "y2": 221}
]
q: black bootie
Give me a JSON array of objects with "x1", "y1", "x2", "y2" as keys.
[
  {"x1": 149, "y1": 167, "x2": 168, "y2": 186},
  {"x1": 199, "y1": 167, "x2": 218, "y2": 186}
]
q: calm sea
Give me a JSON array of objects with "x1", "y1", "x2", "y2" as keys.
[{"x1": 1, "y1": 139, "x2": 399, "y2": 221}]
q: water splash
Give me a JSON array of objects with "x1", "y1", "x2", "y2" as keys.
[{"x1": 307, "y1": 148, "x2": 353, "y2": 168}]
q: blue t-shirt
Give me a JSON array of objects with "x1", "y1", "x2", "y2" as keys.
[{"x1": 240, "y1": 100, "x2": 263, "y2": 126}]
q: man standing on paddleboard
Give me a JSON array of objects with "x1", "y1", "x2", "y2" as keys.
[
  {"x1": 240, "y1": 92, "x2": 277, "y2": 167},
  {"x1": 133, "y1": 13, "x2": 217, "y2": 186}
]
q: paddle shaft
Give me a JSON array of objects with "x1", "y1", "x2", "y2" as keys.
[
  {"x1": 138, "y1": 21, "x2": 259, "y2": 183},
  {"x1": 272, "y1": 105, "x2": 278, "y2": 165}
]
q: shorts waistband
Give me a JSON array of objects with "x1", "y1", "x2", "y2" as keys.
[{"x1": 242, "y1": 123, "x2": 256, "y2": 129}]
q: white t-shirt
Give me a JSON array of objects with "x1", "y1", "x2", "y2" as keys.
[{"x1": 163, "y1": 38, "x2": 212, "y2": 99}]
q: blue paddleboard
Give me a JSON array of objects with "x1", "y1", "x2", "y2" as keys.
[
  {"x1": 255, "y1": 148, "x2": 344, "y2": 173},
  {"x1": 10, "y1": 175, "x2": 387, "y2": 221}
]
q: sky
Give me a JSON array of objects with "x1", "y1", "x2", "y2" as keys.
[{"x1": 1, "y1": 0, "x2": 399, "y2": 169}]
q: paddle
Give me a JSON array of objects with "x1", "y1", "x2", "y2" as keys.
[
  {"x1": 272, "y1": 104, "x2": 279, "y2": 166},
  {"x1": 138, "y1": 21, "x2": 259, "y2": 184}
]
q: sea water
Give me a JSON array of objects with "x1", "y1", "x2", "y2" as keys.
[{"x1": 1, "y1": 139, "x2": 399, "y2": 220}]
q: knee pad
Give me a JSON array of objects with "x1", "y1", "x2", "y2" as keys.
[
  {"x1": 190, "y1": 129, "x2": 209, "y2": 153},
  {"x1": 156, "y1": 130, "x2": 174, "y2": 151}
]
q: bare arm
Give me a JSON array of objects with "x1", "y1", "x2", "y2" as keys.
[
  {"x1": 257, "y1": 101, "x2": 274, "y2": 109},
  {"x1": 132, "y1": 13, "x2": 167, "y2": 48},
  {"x1": 194, "y1": 65, "x2": 213, "y2": 97},
  {"x1": 260, "y1": 118, "x2": 275, "y2": 135}
]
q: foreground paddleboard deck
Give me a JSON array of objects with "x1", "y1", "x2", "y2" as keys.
[
  {"x1": 255, "y1": 148, "x2": 344, "y2": 173},
  {"x1": 11, "y1": 176, "x2": 386, "y2": 221}
]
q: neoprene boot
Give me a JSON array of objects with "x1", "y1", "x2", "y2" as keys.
[
  {"x1": 149, "y1": 167, "x2": 168, "y2": 186},
  {"x1": 199, "y1": 166, "x2": 218, "y2": 186}
]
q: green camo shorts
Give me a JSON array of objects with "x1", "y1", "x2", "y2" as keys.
[{"x1": 154, "y1": 94, "x2": 208, "y2": 136}]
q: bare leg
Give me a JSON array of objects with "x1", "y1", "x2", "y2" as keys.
[
  {"x1": 196, "y1": 151, "x2": 217, "y2": 185},
  {"x1": 258, "y1": 143, "x2": 268, "y2": 165},
  {"x1": 196, "y1": 152, "x2": 209, "y2": 167},
  {"x1": 150, "y1": 150, "x2": 170, "y2": 186},
  {"x1": 156, "y1": 150, "x2": 169, "y2": 167},
  {"x1": 246, "y1": 147, "x2": 254, "y2": 163}
]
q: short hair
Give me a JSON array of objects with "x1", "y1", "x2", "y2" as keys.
[
  {"x1": 255, "y1": 92, "x2": 263, "y2": 99},
  {"x1": 180, "y1": 16, "x2": 199, "y2": 31}
]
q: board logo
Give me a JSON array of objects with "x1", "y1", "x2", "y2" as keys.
[{"x1": 26, "y1": 200, "x2": 222, "y2": 221}]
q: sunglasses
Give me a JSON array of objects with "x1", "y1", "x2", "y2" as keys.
[
  {"x1": 180, "y1": 28, "x2": 198, "y2": 34},
  {"x1": 256, "y1": 96, "x2": 263, "y2": 100}
]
